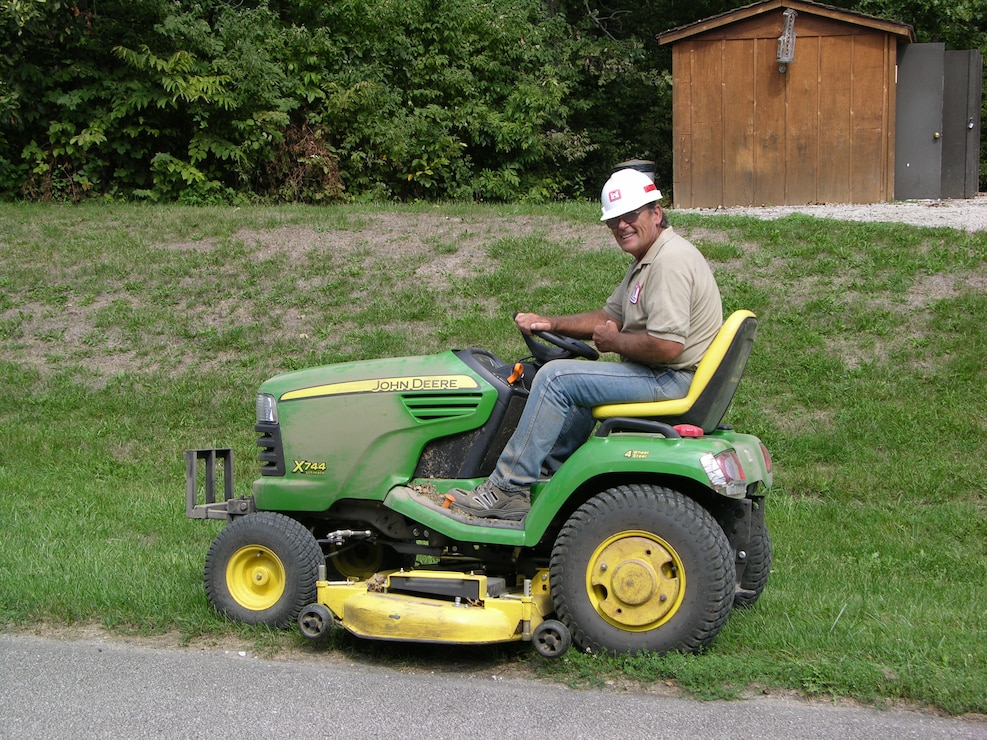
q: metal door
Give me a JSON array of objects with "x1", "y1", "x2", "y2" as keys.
[
  {"x1": 895, "y1": 43, "x2": 945, "y2": 199},
  {"x1": 941, "y1": 50, "x2": 983, "y2": 198}
]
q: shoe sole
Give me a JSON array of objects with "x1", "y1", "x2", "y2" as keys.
[{"x1": 452, "y1": 505, "x2": 529, "y2": 521}]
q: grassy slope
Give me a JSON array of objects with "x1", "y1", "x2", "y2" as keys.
[{"x1": 0, "y1": 202, "x2": 984, "y2": 714}]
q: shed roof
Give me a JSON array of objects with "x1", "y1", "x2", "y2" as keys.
[{"x1": 657, "y1": 0, "x2": 915, "y2": 45}]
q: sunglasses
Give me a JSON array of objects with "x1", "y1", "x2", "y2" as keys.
[{"x1": 606, "y1": 205, "x2": 652, "y2": 229}]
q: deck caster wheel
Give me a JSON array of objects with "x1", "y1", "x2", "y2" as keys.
[
  {"x1": 297, "y1": 603, "x2": 335, "y2": 640},
  {"x1": 532, "y1": 619, "x2": 571, "y2": 658}
]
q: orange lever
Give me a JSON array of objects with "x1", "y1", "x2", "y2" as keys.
[
  {"x1": 507, "y1": 362, "x2": 524, "y2": 385},
  {"x1": 442, "y1": 494, "x2": 455, "y2": 509}
]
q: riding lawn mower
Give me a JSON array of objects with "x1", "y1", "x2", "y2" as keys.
[{"x1": 185, "y1": 310, "x2": 772, "y2": 658}]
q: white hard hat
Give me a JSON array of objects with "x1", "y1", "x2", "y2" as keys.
[{"x1": 600, "y1": 168, "x2": 662, "y2": 222}]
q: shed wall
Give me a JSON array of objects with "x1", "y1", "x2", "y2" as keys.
[{"x1": 671, "y1": 12, "x2": 899, "y2": 207}]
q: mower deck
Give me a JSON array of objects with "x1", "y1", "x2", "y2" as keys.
[{"x1": 303, "y1": 568, "x2": 562, "y2": 650}]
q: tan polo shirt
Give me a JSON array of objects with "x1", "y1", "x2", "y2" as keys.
[{"x1": 603, "y1": 227, "x2": 723, "y2": 370}]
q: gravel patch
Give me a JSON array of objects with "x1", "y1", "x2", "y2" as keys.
[{"x1": 677, "y1": 194, "x2": 987, "y2": 232}]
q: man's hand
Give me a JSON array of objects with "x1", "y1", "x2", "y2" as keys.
[
  {"x1": 515, "y1": 312, "x2": 552, "y2": 336},
  {"x1": 592, "y1": 320, "x2": 622, "y2": 354}
]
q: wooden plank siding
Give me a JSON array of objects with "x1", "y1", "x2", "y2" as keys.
[
  {"x1": 665, "y1": 5, "x2": 907, "y2": 207},
  {"x1": 723, "y1": 40, "x2": 756, "y2": 205},
  {"x1": 691, "y1": 41, "x2": 725, "y2": 204}
]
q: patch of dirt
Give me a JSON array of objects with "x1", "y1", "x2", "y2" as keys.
[
  {"x1": 905, "y1": 271, "x2": 987, "y2": 308},
  {"x1": 5, "y1": 202, "x2": 984, "y2": 387},
  {"x1": 228, "y1": 213, "x2": 611, "y2": 277},
  {"x1": 2, "y1": 211, "x2": 618, "y2": 385}
]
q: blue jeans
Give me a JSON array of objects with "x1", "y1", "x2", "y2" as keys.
[{"x1": 490, "y1": 359, "x2": 694, "y2": 491}]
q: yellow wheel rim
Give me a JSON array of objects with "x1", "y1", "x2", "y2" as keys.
[
  {"x1": 585, "y1": 530, "x2": 686, "y2": 632},
  {"x1": 226, "y1": 545, "x2": 286, "y2": 611}
]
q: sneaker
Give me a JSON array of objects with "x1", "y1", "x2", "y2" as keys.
[{"x1": 445, "y1": 480, "x2": 531, "y2": 521}]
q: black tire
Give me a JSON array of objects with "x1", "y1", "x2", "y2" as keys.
[
  {"x1": 532, "y1": 619, "x2": 572, "y2": 658},
  {"x1": 550, "y1": 484, "x2": 734, "y2": 655},
  {"x1": 734, "y1": 526, "x2": 772, "y2": 609},
  {"x1": 204, "y1": 512, "x2": 324, "y2": 628},
  {"x1": 297, "y1": 603, "x2": 335, "y2": 641}
]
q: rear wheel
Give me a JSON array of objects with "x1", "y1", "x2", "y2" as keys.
[
  {"x1": 325, "y1": 539, "x2": 403, "y2": 580},
  {"x1": 550, "y1": 484, "x2": 734, "y2": 655},
  {"x1": 204, "y1": 512, "x2": 324, "y2": 628}
]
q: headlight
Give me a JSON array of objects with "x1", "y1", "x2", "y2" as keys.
[
  {"x1": 256, "y1": 393, "x2": 278, "y2": 424},
  {"x1": 701, "y1": 450, "x2": 747, "y2": 498}
]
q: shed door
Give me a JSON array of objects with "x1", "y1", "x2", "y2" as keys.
[{"x1": 895, "y1": 43, "x2": 945, "y2": 199}]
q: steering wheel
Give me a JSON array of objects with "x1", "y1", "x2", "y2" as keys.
[{"x1": 522, "y1": 328, "x2": 600, "y2": 364}]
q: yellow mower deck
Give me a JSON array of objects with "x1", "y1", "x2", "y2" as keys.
[{"x1": 312, "y1": 568, "x2": 557, "y2": 647}]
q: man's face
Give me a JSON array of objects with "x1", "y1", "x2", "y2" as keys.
[{"x1": 607, "y1": 204, "x2": 662, "y2": 260}]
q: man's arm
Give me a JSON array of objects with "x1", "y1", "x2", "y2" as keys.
[
  {"x1": 593, "y1": 320, "x2": 684, "y2": 365},
  {"x1": 514, "y1": 309, "x2": 612, "y2": 339}
]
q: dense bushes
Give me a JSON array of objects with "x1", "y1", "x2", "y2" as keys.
[
  {"x1": 0, "y1": 0, "x2": 666, "y2": 203},
  {"x1": 1, "y1": 0, "x2": 984, "y2": 203}
]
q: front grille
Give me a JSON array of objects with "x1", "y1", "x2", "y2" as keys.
[
  {"x1": 255, "y1": 422, "x2": 286, "y2": 476},
  {"x1": 400, "y1": 392, "x2": 483, "y2": 422}
]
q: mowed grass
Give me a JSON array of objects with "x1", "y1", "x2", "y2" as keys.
[{"x1": 0, "y1": 202, "x2": 984, "y2": 715}]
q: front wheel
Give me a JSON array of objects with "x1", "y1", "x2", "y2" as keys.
[
  {"x1": 550, "y1": 485, "x2": 734, "y2": 655},
  {"x1": 204, "y1": 512, "x2": 324, "y2": 628}
]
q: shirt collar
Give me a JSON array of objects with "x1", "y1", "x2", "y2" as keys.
[{"x1": 634, "y1": 226, "x2": 676, "y2": 268}]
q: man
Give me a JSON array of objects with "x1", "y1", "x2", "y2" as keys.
[{"x1": 447, "y1": 168, "x2": 723, "y2": 520}]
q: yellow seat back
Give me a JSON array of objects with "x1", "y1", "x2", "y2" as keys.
[{"x1": 592, "y1": 310, "x2": 757, "y2": 433}]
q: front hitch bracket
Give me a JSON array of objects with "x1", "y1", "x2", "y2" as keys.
[{"x1": 185, "y1": 448, "x2": 256, "y2": 520}]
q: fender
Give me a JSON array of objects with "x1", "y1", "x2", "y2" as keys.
[{"x1": 383, "y1": 427, "x2": 769, "y2": 548}]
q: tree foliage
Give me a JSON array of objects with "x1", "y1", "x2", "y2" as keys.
[
  {"x1": 1, "y1": 0, "x2": 984, "y2": 202},
  {"x1": 0, "y1": 0, "x2": 630, "y2": 202}
]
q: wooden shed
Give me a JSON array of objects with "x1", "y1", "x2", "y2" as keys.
[{"x1": 658, "y1": 0, "x2": 915, "y2": 208}]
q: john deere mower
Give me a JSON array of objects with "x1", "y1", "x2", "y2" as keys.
[{"x1": 185, "y1": 310, "x2": 772, "y2": 658}]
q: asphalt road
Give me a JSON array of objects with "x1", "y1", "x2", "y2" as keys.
[{"x1": 0, "y1": 634, "x2": 984, "y2": 739}]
